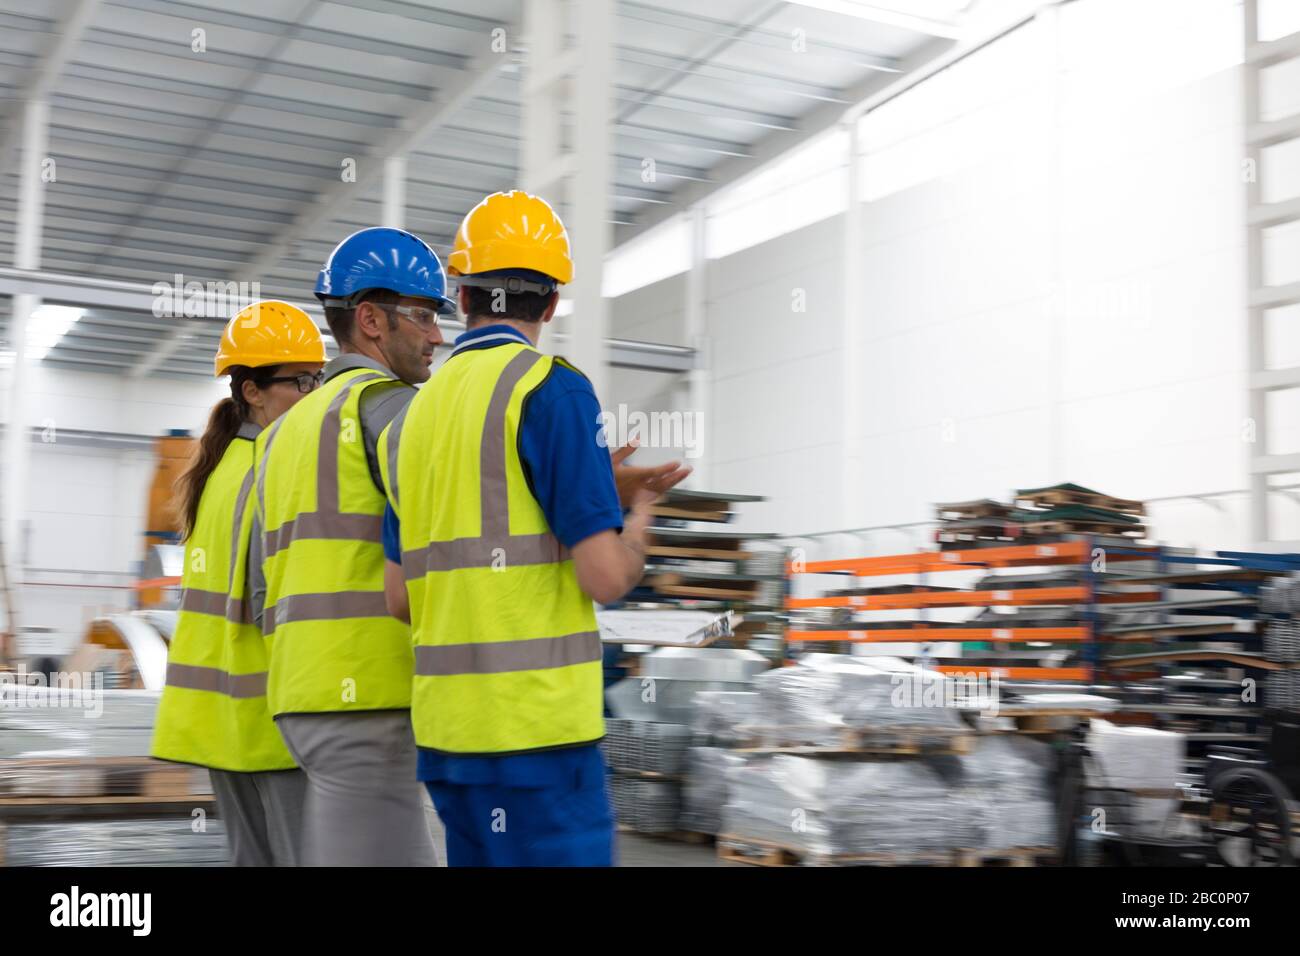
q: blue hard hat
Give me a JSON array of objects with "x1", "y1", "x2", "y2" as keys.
[{"x1": 315, "y1": 227, "x2": 456, "y2": 314}]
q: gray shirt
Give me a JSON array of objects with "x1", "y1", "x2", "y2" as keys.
[{"x1": 247, "y1": 354, "x2": 416, "y2": 630}]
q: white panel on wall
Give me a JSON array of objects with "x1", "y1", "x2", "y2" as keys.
[{"x1": 605, "y1": 271, "x2": 687, "y2": 346}]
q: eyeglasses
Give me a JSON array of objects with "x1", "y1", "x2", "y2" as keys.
[
  {"x1": 264, "y1": 370, "x2": 324, "y2": 394},
  {"x1": 375, "y1": 302, "x2": 441, "y2": 332}
]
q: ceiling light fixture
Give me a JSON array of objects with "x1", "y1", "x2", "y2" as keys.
[{"x1": 26, "y1": 305, "x2": 86, "y2": 362}]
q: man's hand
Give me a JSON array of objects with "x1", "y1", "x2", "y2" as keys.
[{"x1": 611, "y1": 439, "x2": 692, "y2": 510}]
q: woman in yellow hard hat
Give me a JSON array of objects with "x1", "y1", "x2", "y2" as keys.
[{"x1": 151, "y1": 300, "x2": 325, "y2": 866}]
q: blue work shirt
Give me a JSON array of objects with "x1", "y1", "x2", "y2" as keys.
[{"x1": 382, "y1": 323, "x2": 622, "y2": 785}]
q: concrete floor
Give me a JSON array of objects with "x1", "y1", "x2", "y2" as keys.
[{"x1": 617, "y1": 831, "x2": 733, "y2": 866}]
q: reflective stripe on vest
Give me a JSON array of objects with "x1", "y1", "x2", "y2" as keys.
[
  {"x1": 165, "y1": 662, "x2": 267, "y2": 699},
  {"x1": 414, "y1": 630, "x2": 601, "y2": 676}
]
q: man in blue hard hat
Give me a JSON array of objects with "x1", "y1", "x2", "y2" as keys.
[{"x1": 246, "y1": 227, "x2": 454, "y2": 865}]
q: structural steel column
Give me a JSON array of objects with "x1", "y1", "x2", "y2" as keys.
[
  {"x1": 841, "y1": 117, "x2": 863, "y2": 529},
  {"x1": 566, "y1": 0, "x2": 615, "y2": 405},
  {"x1": 4, "y1": 98, "x2": 49, "y2": 584},
  {"x1": 1244, "y1": 0, "x2": 1269, "y2": 543},
  {"x1": 685, "y1": 204, "x2": 710, "y2": 485},
  {"x1": 382, "y1": 154, "x2": 407, "y2": 230}
]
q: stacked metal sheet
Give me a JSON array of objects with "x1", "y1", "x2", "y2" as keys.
[
  {"x1": 5, "y1": 820, "x2": 229, "y2": 867},
  {"x1": 954, "y1": 735, "x2": 1057, "y2": 848},
  {"x1": 1264, "y1": 620, "x2": 1300, "y2": 662},
  {"x1": 638, "y1": 723, "x2": 692, "y2": 775},
  {"x1": 691, "y1": 691, "x2": 760, "y2": 747},
  {"x1": 721, "y1": 755, "x2": 978, "y2": 856},
  {"x1": 1266, "y1": 671, "x2": 1300, "y2": 711},
  {"x1": 602, "y1": 719, "x2": 692, "y2": 775},
  {"x1": 0, "y1": 686, "x2": 162, "y2": 760},
  {"x1": 747, "y1": 653, "x2": 965, "y2": 748},
  {"x1": 1, "y1": 685, "x2": 220, "y2": 865},
  {"x1": 1258, "y1": 576, "x2": 1300, "y2": 714},
  {"x1": 679, "y1": 747, "x2": 745, "y2": 835},
  {"x1": 606, "y1": 647, "x2": 768, "y2": 724},
  {"x1": 611, "y1": 775, "x2": 682, "y2": 834},
  {"x1": 606, "y1": 720, "x2": 693, "y2": 833}
]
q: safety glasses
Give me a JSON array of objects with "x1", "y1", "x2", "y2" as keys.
[
  {"x1": 376, "y1": 302, "x2": 441, "y2": 332},
  {"x1": 264, "y1": 370, "x2": 324, "y2": 394}
]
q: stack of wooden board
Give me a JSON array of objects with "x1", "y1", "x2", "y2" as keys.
[
  {"x1": 1013, "y1": 483, "x2": 1146, "y2": 537},
  {"x1": 638, "y1": 489, "x2": 783, "y2": 615},
  {"x1": 935, "y1": 484, "x2": 1146, "y2": 548}
]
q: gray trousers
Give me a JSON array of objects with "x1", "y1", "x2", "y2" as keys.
[
  {"x1": 208, "y1": 768, "x2": 307, "y2": 867},
  {"x1": 277, "y1": 711, "x2": 437, "y2": 867}
]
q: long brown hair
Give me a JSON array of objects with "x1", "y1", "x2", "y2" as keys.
[{"x1": 175, "y1": 365, "x2": 279, "y2": 541}]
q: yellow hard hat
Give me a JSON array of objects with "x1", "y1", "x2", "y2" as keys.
[
  {"x1": 448, "y1": 190, "x2": 574, "y2": 285},
  {"x1": 214, "y1": 300, "x2": 326, "y2": 377}
]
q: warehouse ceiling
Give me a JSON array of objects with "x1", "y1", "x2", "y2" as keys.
[{"x1": 0, "y1": 0, "x2": 960, "y2": 377}]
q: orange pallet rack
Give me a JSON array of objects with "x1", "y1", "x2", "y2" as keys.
[{"x1": 784, "y1": 539, "x2": 1160, "y2": 682}]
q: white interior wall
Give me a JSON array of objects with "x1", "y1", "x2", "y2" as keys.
[
  {"x1": 0, "y1": 364, "x2": 226, "y2": 650},
  {"x1": 600, "y1": 0, "x2": 1274, "y2": 552}
]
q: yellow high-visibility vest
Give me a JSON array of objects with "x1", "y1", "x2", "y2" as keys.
[
  {"x1": 256, "y1": 367, "x2": 412, "y2": 716},
  {"x1": 151, "y1": 426, "x2": 295, "y2": 771},
  {"x1": 379, "y1": 340, "x2": 603, "y2": 754}
]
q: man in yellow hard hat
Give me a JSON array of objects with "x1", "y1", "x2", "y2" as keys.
[{"x1": 377, "y1": 191, "x2": 689, "y2": 866}]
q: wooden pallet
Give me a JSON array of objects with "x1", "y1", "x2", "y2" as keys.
[
  {"x1": 718, "y1": 835, "x2": 951, "y2": 867},
  {"x1": 646, "y1": 544, "x2": 750, "y2": 560},
  {"x1": 953, "y1": 846, "x2": 1057, "y2": 867},
  {"x1": 648, "y1": 580, "x2": 761, "y2": 601},
  {"x1": 735, "y1": 726, "x2": 976, "y2": 756},
  {"x1": 1016, "y1": 488, "x2": 1145, "y2": 515},
  {"x1": 650, "y1": 503, "x2": 734, "y2": 523},
  {"x1": 1017, "y1": 520, "x2": 1145, "y2": 537},
  {"x1": 935, "y1": 499, "x2": 1014, "y2": 520},
  {"x1": 0, "y1": 757, "x2": 210, "y2": 799},
  {"x1": 618, "y1": 825, "x2": 713, "y2": 845}
]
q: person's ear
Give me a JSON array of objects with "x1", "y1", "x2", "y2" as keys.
[
  {"x1": 241, "y1": 378, "x2": 266, "y2": 411},
  {"x1": 353, "y1": 301, "x2": 383, "y2": 341},
  {"x1": 541, "y1": 291, "x2": 559, "y2": 325},
  {"x1": 458, "y1": 286, "x2": 471, "y2": 317}
]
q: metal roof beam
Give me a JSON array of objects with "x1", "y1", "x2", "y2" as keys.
[
  {"x1": 616, "y1": 44, "x2": 851, "y2": 103},
  {"x1": 0, "y1": 0, "x2": 102, "y2": 168},
  {"x1": 615, "y1": 1, "x2": 784, "y2": 125},
  {"x1": 105, "y1": 0, "x2": 471, "y2": 70},
  {"x1": 49, "y1": 124, "x2": 343, "y2": 178},
  {"x1": 237, "y1": 14, "x2": 526, "y2": 284},
  {"x1": 6, "y1": 180, "x2": 297, "y2": 224},
  {"x1": 82, "y1": 27, "x2": 435, "y2": 99},
  {"x1": 0, "y1": 269, "x2": 696, "y2": 375},
  {"x1": 323, "y1": 0, "x2": 503, "y2": 34},
  {"x1": 62, "y1": 62, "x2": 403, "y2": 127},
  {"x1": 51, "y1": 91, "x2": 373, "y2": 153},
  {"x1": 617, "y1": 1, "x2": 901, "y2": 73},
  {"x1": 29, "y1": 154, "x2": 317, "y2": 203}
]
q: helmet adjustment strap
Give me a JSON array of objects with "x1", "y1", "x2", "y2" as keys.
[{"x1": 456, "y1": 274, "x2": 556, "y2": 296}]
